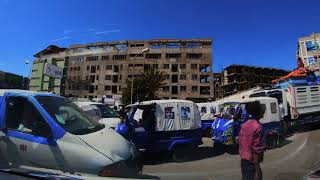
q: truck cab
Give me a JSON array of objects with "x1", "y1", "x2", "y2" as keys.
[{"x1": 0, "y1": 90, "x2": 140, "y2": 177}]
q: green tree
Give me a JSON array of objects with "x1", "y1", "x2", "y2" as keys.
[{"x1": 122, "y1": 68, "x2": 166, "y2": 105}]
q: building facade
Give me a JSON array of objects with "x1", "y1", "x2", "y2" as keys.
[
  {"x1": 31, "y1": 39, "x2": 214, "y2": 102},
  {"x1": 298, "y1": 33, "x2": 320, "y2": 73},
  {"x1": 221, "y1": 64, "x2": 289, "y2": 97},
  {"x1": 213, "y1": 73, "x2": 221, "y2": 100},
  {"x1": 30, "y1": 45, "x2": 67, "y2": 94}
]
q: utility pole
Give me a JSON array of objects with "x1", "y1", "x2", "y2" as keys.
[{"x1": 130, "y1": 48, "x2": 149, "y2": 104}]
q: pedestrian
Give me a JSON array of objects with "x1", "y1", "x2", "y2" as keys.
[{"x1": 239, "y1": 101, "x2": 266, "y2": 180}]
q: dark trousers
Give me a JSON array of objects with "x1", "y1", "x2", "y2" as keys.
[{"x1": 241, "y1": 159, "x2": 255, "y2": 180}]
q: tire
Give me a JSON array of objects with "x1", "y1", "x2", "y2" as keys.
[
  {"x1": 213, "y1": 141, "x2": 225, "y2": 152},
  {"x1": 266, "y1": 134, "x2": 279, "y2": 149},
  {"x1": 204, "y1": 127, "x2": 213, "y2": 138},
  {"x1": 171, "y1": 145, "x2": 189, "y2": 163}
]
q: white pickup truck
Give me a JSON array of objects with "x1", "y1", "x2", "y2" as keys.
[{"x1": 248, "y1": 83, "x2": 320, "y2": 133}]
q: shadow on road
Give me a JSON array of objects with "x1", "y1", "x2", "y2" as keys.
[
  {"x1": 278, "y1": 139, "x2": 293, "y2": 148},
  {"x1": 142, "y1": 147, "x2": 225, "y2": 165}
]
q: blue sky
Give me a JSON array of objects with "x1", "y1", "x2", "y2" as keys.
[{"x1": 0, "y1": 0, "x2": 319, "y2": 77}]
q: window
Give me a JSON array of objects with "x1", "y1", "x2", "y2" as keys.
[
  {"x1": 95, "y1": 86, "x2": 98, "y2": 90},
  {"x1": 172, "y1": 86, "x2": 178, "y2": 94},
  {"x1": 187, "y1": 53, "x2": 202, "y2": 59},
  {"x1": 105, "y1": 86, "x2": 111, "y2": 90},
  {"x1": 90, "y1": 75, "x2": 95, "y2": 83},
  {"x1": 192, "y1": 86, "x2": 198, "y2": 92},
  {"x1": 199, "y1": 64, "x2": 210, "y2": 72},
  {"x1": 6, "y1": 97, "x2": 51, "y2": 137},
  {"x1": 172, "y1": 64, "x2": 178, "y2": 72},
  {"x1": 166, "y1": 42, "x2": 181, "y2": 48},
  {"x1": 180, "y1": 86, "x2": 186, "y2": 91},
  {"x1": 96, "y1": 75, "x2": 99, "y2": 80},
  {"x1": 86, "y1": 56, "x2": 99, "y2": 61},
  {"x1": 180, "y1": 64, "x2": 186, "y2": 69},
  {"x1": 113, "y1": 65, "x2": 119, "y2": 72},
  {"x1": 180, "y1": 74, "x2": 187, "y2": 80},
  {"x1": 192, "y1": 74, "x2": 198, "y2": 80},
  {"x1": 166, "y1": 53, "x2": 181, "y2": 59},
  {"x1": 35, "y1": 96, "x2": 102, "y2": 135},
  {"x1": 101, "y1": 56, "x2": 109, "y2": 60},
  {"x1": 97, "y1": 65, "x2": 100, "y2": 70},
  {"x1": 172, "y1": 75, "x2": 178, "y2": 83},
  {"x1": 146, "y1": 54, "x2": 161, "y2": 59},
  {"x1": 164, "y1": 74, "x2": 170, "y2": 80},
  {"x1": 163, "y1": 64, "x2": 169, "y2": 69},
  {"x1": 105, "y1": 75, "x2": 111, "y2": 80},
  {"x1": 200, "y1": 75, "x2": 210, "y2": 83},
  {"x1": 201, "y1": 107, "x2": 207, "y2": 113},
  {"x1": 106, "y1": 65, "x2": 112, "y2": 70},
  {"x1": 90, "y1": 66, "x2": 96, "y2": 73},
  {"x1": 191, "y1": 64, "x2": 198, "y2": 69},
  {"x1": 152, "y1": 64, "x2": 158, "y2": 69},
  {"x1": 113, "y1": 75, "x2": 118, "y2": 83},
  {"x1": 163, "y1": 86, "x2": 170, "y2": 92},
  {"x1": 112, "y1": 86, "x2": 117, "y2": 93},
  {"x1": 271, "y1": 102, "x2": 277, "y2": 113},
  {"x1": 200, "y1": 86, "x2": 210, "y2": 95},
  {"x1": 186, "y1": 42, "x2": 202, "y2": 48},
  {"x1": 87, "y1": 66, "x2": 90, "y2": 70},
  {"x1": 112, "y1": 55, "x2": 127, "y2": 60}
]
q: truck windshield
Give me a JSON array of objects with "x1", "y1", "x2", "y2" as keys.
[
  {"x1": 219, "y1": 102, "x2": 239, "y2": 119},
  {"x1": 93, "y1": 104, "x2": 120, "y2": 118},
  {"x1": 35, "y1": 96, "x2": 105, "y2": 135}
]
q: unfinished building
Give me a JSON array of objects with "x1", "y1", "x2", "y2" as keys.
[{"x1": 221, "y1": 64, "x2": 289, "y2": 97}]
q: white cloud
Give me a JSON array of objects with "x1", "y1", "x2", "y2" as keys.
[
  {"x1": 0, "y1": 61, "x2": 7, "y2": 67},
  {"x1": 50, "y1": 36, "x2": 71, "y2": 42},
  {"x1": 95, "y1": 29, "x2": 121, "y2": 35},
  {"x1": 63, "y1": 30, "x2": 73, "y2": 34}
]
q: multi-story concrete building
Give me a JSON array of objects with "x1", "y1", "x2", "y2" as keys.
[
  {"x1": 31, "y1": 39, "x2": 214, "y2": 102},
  {"x1": 221, "y1": 64, "x2": 289, "y2": 97},
  {"x1": 298, "y1": 33, "x2": 320, "y2": 73},
  {"x1": 30, "y1": 45, "x2": 67, "y2": 94}
]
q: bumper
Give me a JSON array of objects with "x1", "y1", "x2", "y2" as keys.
[{"x1": 99, "y1": 157, "x2": 142, "y2": 178}]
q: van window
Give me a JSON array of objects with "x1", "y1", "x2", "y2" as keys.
[
  {"x1": 201, "y1": 107, "x2": 207, "y2": 113},
  {"x1": 35, "y1": 96, "x2": 104, "y2": 135},
  {"x1": 5, "y1": 97, "x2": 51, "y2": 138},
  {"x1": 270, "y1": 102, "x2": 277, "y2": 113}
]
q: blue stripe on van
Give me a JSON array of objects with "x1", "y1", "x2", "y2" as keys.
[{"x1": 7, "y1": 130, "x2": 57, "y2": 146}]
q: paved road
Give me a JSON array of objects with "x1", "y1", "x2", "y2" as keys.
[{"x1": 142, "y1": 127, "x2": 320, "y2": 180}]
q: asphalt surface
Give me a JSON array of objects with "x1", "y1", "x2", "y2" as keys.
[{"x1": 142, "y1": 126, "x2": 320, "y2": 180}]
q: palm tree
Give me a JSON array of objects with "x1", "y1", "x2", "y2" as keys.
[{"x1": 122, "y1": 68, "x2": 166, "y2": 105}]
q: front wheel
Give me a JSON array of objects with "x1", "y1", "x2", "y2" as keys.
[
  {"x1": 266, "y1": 134, "x2": 279, "y2": 149},
  {"x1": 205, "y1": 127, "x2": 213, "y2": 138},
  {"x1": 171, "y1": 145, "x2": 190, "y2": 162}
]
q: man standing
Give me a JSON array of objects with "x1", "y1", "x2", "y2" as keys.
[{"x1": 239, "y1": 101, "x2": 267, "y2": 180}]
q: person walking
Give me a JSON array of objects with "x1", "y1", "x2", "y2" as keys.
[{"x1": 239, "y1": 101, "x2": 267, "y2": 180}]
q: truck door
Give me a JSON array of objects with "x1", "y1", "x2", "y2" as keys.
[{"x1": 3, "y1": 95, "x2": 60, "y2": 169}]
